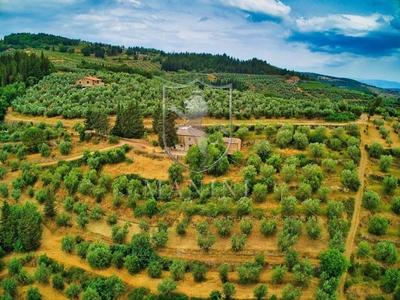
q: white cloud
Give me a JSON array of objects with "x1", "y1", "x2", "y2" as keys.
[
  {"x1": 295, "y1": 13, "x2": 393, "y2": 37},
  {"x1": 218, "y1": 0, "x2": 291, "y2": 19},
  {"x1": 115, "y1": 0, "x2": 141, "y2": 6}
]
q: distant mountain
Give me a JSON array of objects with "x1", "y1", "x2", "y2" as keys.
[{"x1": 354, "y1": 79, "x2": 400, "y2": 90}]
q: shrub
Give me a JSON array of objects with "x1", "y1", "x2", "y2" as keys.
[
  {"x1": 86, "y1": 242, "x2": 111, "y2": 269},
  {"x1": 231, "y1": 233, "x2": 247, "y2": 252},
  {"x1": 56, "y1": 213, "x2": 72, "y2": 227},
  {"x1": 61, "y1": 235, "x2": 76, "y2": 253},
  {"x1": 191, "y1": 261, "x2": 207, "y2": 282},
  {"x1": 368, "y1": 216, "x2": 389, "y2": 236},
  {"x1": 237, "y1": 263, "x2": 262, "y2": 284},
  {"x1": 214, "y1": 218, "x2": 233, "y2": 237},
  {"x1": 106, "y1": 213, "x2": 118, "y2": 225},
  {"x1": 59, "y1": 140, "x2": 72, "y2": 155},
  {"x1": 239, "y1": 218, "x2": 253, "y2": 234},
  {"x1": 65, "y1": 284, "x2": 81, "y2": 299},
  {"x1": 222, "y1": 282, "x2": 236, "y2": 300},
  {"x1": 7, "y1": 258, "x2": 22, "y2": 276},
  {"x1": 271, "y1": 265, "x2": 287, "y2": 284},
  {"x1": 52, "y1": 273, "x2": 65, "y2": 290},
  {"x1": 218, "y1": 263, "x2": 230, "y2": 283},
  {"x1": 27, "y1": 286, "x2": 42, "y2": 300},
  {"x1": 357, "y1": 241, "x2": 371, "y2": 258},
  {"x1": 260, "y1": 218, "x2": 277, "y2": 236},
  {"x1": 169, "y1": 259, "x2": 186, "y2": 281},
  {"x1": 391, "y1": 197, "x2": 400, "y2": 214},
  {"x1": 125, "y1": 254, "x2": 141, "y2": 274},
  {"x1": 374, "y1": 241, "x2": 398, "y2": 265},
  {"x1": 147, "y1": 261, "x2": 162, "y2": 278},
  {"x1": 382, "y1": 176, "x2": 398, "y2": 195},
  {"x1": 362, "y1": 191, "x2": 381, "y2": 211},
  {"x1": 112, "y1": 251, "x2": 125, "y2": 269}
]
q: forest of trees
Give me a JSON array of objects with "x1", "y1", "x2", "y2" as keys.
[{"x1": 161, "y1": 53, "x2": 300, "y2": 76}]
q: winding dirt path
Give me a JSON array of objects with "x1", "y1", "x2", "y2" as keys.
[{"x1": 338, "y1": 123, "x2": 368, "y2": 298}]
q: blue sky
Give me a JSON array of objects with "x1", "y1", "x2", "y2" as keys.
[{"x1": 1, "y1": 0, "x2": 399, "y2": 83}]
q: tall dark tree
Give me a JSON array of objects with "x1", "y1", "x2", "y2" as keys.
[
  {"x1": 111, "y1": 101, "x2": 124, "y2": 137},
  {"x1": 44, "y1": 188, "x2": 57, "y2": 219},
  {"x1": 158, "y1": 110, "x2": 178, "y2": 148},
  {"x1": 0, "y1": 201, "x2": 19, "y2": 252},
  {"x1": 123, "y1": 100, "x2": 145, "y2": 138},
  {"x1": 111, "y1": 100, "x2": 145, "y2": 138},
  {"x1": 84, "y1": 108, "x2": 110, "y2": 136},
  {"x1": 18, "y1": 202, "x2": 43, "y2": 251},
  {"x1": 152, "y1": 101, "x2": 162, "y2": 134}
]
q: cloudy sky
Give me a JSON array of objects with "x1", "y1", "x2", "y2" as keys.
[{"x1": 1, "y1": 0, "x2": 399, "y2": 83}]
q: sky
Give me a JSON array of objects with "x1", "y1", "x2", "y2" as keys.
[{"x1": 0, "y1": 0, "x2": 400, "y2": 84}]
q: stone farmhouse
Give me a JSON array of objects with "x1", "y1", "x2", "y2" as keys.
[
  {"x1": 176, "y1": 126, "x2": 241, "y2": 154},
  {"x1": 76, "y1": 76, "x2": 103, "y2": 87}
]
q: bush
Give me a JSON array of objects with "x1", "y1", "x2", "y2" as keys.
[
  {"x1": 362, "y1": 191, "x2": 381, "y2": 211},
  {"x1": 61, "y1": 235, "x2": 76, "y2": 253},
  {"x1": 147, "y1": 260, "x2": 162, "y2": 278},
  {"x1": 56, "y1": 213, "x2": 72, "y2": 227},
  {"x1": 374, "y1": 241, "x2": 398, "y2": 265},
  {"x1": 222, "y1": 282, "x2": 236, "y2": 300},
  {"x1": 368, "y1": 216, "x2": 389, "y2": 236},
  {"x1": 253, "y1": 284, "x2": 268, "y2": 300},
  {"x1": 112, "y1": 251, "x2": 125, "y2": 269},
  {"x1": 124, "y1": 254, "x2": 141, "y2": 274},
  {"x1": 357, "y1": 241, "x2": 371, "y2": 258},
  {"x1": 382, "y1": 176, "x2": 398, "y2": 195},
  {"x1": 106, "y1": 213, "x2": 118, "y2": 225},
  {"x1": 7, "y1": 257, "x2": 22, "y2": 276},
  {"x1": 59, "y1": 140, "x2": 72, "y2": 155},
  {"x1": 214, "y1": 218, "x2": 233, "y2": 237},
  {"x1": 65, "y1": 284, "x2": 81, "y2": 299},
  {"x1": 391, "y1": 197, "x2": 400, "y2": 214},
  {"x1": 191, "y1": 261, "x2": 207, "y2": 282},
  {"x1": 260, "y1": 218, "x2": 277, "y2": 236},
  {"x1": 341, "y1": 169, "x2": 360, "y2": 191},
  {"x1": 1, "y1": 278, "x2": 18, "y2": 297},
  {"x1": 218, "y1": 263, "x2": 230, "y2": 283},
  {"x1": 52, "y1": 273, "x2": 65, "y2": 290},
  {"x1": 27, "y1": 286, "x2": 42, "y2": 300},
  {"x1": 76, "y1": 241, "x2": 90, "y2": 259},
  {"x1": 271, "y1": 265, "x2": 287, "y2": 284},
  {"x1": 237, "y1": 263, "x2": 262, "y2": 284},
  {"x1": 86, "y1": 242, "x2": 111, "y2": 269},
  {"x1": 239, "y1": 218, "x2": 253, "y2": 234},
  {"x1": 231, "y1": 233, "x2": 247, "y2": 252},
  {"x1": 306, "y1": 218, "x2": 322, "y2": 240},
  {"x1": 169, "y1": 259, "x2": 186, "y2": 281}
]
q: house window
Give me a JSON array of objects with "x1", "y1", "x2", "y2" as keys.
[
  {"x1": 188, "y1": 138, "x2": 191, "y2": 141},
  {"x1": 87, "y1": 81, "x2": 89, "y2": 84}
]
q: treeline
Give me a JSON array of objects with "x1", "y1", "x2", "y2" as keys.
[
  {"x1": 0, "y1": 51, "x2": 54, "y2": 120},
  {"x1": 161, "y1": 53, "x2": 299, "y2": 76},
  {"x1": 3, "y1": 33, "x2": 80, "y2": 48},
  {"x1": 77, "y1": 60, "x2": 153, "y2": 79},
  {"x1": 0, "y1": 51, "x2": 54, "y2": 87}
]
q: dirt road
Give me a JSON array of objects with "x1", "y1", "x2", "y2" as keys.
[{"x1": 338, "y1": 123, "x2": 368, "y2": 298}]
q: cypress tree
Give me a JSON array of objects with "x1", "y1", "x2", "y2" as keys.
[
  {"x1": 18, "y1": 202, "x2": 42, "y2": 251},
  {"x1": 0, "y1": 201, "x2": 18, "y2": 252},
  {"x1": 158, "y1": 110, "x2": 178, "y2": 148},
  {"x1": 124, "y1": 100, "x2": 145, "y2": 138},
  {"x1": 111, "y1": 101, "x2": 124, "y2": 137},
  {"x1": 44, "y1": 188, "x2": 56, "y2": 219}
]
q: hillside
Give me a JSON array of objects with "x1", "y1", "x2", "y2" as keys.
[{"x1": 2, "y1": 32, "x2": 397, "y2": 101}]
